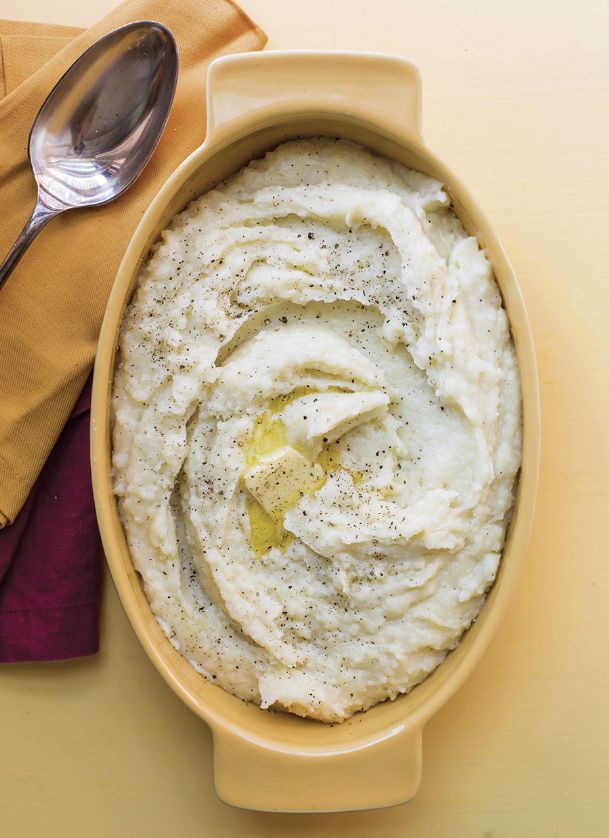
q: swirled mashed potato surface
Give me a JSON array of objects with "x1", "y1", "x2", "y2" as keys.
[{"x1": 112, "y1": 139, "x2": 521, "y2": 722}]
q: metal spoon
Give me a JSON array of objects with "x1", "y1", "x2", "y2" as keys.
[{"x1": 0, "y1": 20, "x2": 178, "y2": 291}]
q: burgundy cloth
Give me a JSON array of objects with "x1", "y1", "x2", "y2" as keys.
[{"x1": 0, "y1": 377, "x2": 101, "y2": 662}]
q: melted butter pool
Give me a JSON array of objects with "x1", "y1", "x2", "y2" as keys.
[
  {"x1": 242, "y1": 387, "x2": 366, "y2": 556},
  {"x1": 242, "y1": 390, "x2": 322, "y2": 557}
]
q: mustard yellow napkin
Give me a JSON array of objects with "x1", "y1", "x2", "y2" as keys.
[{"x1": 0, "y1": 1, "x2": 267, "y2": 527}]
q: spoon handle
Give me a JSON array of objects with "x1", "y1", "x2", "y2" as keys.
[{"x1": 0, "y1": 197, "x2": 61, "y2": 292}]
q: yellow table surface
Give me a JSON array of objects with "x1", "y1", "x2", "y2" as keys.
[{"x1": 1, "y1": 0, "x2": 608, "y2": 835}]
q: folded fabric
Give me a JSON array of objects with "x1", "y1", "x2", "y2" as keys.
[
  {"x1": 0, "y1": 3, "x2": 266, "y2": 661},
  {"x1": 0, "y1": 378, "x2": 101, "y2": 662},
  {"x1": 0, "y1": 0, "x2": 267, "y2": 529}
]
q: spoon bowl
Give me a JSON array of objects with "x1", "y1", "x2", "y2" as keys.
[{"x1": 0, "y1": 20, "x2": 178, "y2": 290}]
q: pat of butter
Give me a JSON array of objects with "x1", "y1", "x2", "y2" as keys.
[{"x1": 243, "y1": 445, "x2": 324, "y2": 518}]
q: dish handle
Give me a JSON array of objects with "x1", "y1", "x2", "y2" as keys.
[
  {"x1": 212, "y1": 723, "x2": 422, "y2": 812},
  {"x1": 205, "y1": 51, "x2": 422, "y2": 140}
]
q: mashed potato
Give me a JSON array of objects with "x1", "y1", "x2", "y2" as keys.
[{"x1": 112, "y1": 138, "x2": 521, "y2": 722}]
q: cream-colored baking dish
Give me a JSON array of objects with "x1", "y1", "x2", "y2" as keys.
[{"x1": 91, "y1": 51, "x2": 540, "y2": 813}]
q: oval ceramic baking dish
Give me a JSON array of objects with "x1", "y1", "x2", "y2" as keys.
[{"x1": 91, "y1": 51, "x2": 540, "y2": 813}]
